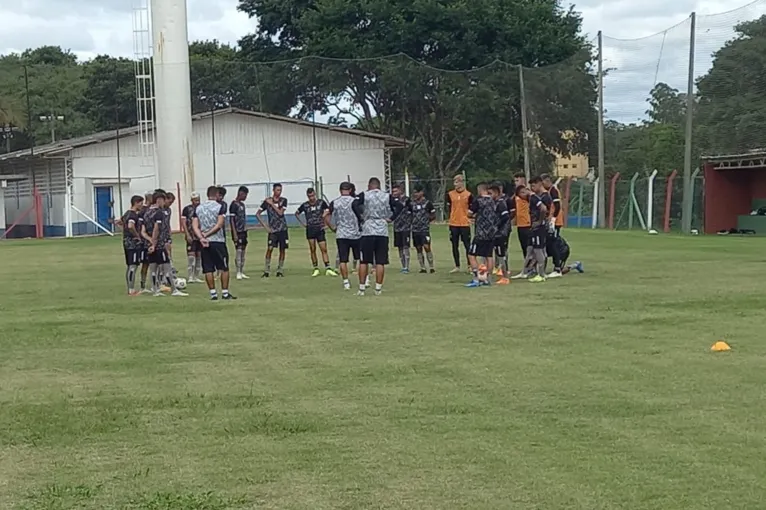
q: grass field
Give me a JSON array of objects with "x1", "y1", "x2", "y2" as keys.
[{"x1": 1, "y1": 227, "x2": 766, "y2": 509}]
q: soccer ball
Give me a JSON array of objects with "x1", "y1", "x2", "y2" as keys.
[
  {"x1": 174, "y1": 277, "x2": 187, "y2": 290},
  {"x1": 477, "y1": 264, "x2": 488, "y2": 283}
]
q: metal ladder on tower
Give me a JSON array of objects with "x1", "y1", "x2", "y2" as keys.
[{"x1": 132, "y1": 0, "x2": 156, "y2": 173}]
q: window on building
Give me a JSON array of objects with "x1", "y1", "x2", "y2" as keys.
[
  {"x1": 563, "y1": 164, "x2": 569, "y2": 169},
  {"x1": 572, "y1": 164, "x2": 578, "y2": 169}
]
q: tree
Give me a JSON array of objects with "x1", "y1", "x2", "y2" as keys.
[
  {"x1": 696, "y1": 15, "x2": 766, "y2": 155},
  {"x1": 646, "y1": 82, "x2": 685, "y2": 126},
  {"x1": 79, "y1": 56, "x2": 137, "y2": 130},
  {"x1": 190, "y1": 40, "x2": 298, "y2": 115},
  {"x1": 237, "y1": 0, "x2": 597, "y2": 197}
]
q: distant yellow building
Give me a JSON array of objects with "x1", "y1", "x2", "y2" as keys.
[
  {"x1": 554, "y1": 153, "x2": 589, "y2": 177},
  {"x1": 552, "y1": 130, "x2": 589, "y2": 178}
]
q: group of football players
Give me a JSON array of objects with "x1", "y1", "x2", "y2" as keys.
[{"x1": 119, "y1": 172, "x2": 582, "y2": 297}]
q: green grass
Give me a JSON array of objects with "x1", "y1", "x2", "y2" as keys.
[{"x1": 2, "y1": 227, "x2": 766, "y2": 509}]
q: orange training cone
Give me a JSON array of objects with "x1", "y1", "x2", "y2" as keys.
[{"x1": 711, "y1": 341, "x2": 731, "y2": 352}]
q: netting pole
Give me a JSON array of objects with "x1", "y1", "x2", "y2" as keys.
[
  {"x1": 34, "y1": 188, "x2": 43, "y2": 238},
  {"x1": 629, "y1": 173, "x2": 646, "y2": 230},
  {"x1": 577, "y1": 180, "x2": 584, "y2": 227},
  {"x1": 664, "y1": 170, "x2": 678, "y2": 233},
  {"x1": 563, "y1": 178, "x2": 572, "y2": 227},
  {"x1": 681, "y1": 12, "x2": 696, "y2": 234},
  {"x1": 608, "y1": 173, "x2": 620, "y2": 229},
  {"x1": 591, "y1": 178, "x2": 599, "y2": 229},
  {"x1": 597, "y1": 31, "x2": 606, "y2": 229},
  {"x1": 211, "y1": 104, "x2": 217, "y2": 185},
  {"x1": 518, "y1": 65, "x2": 531, "y2": 181},
  {"x1": 176, "y1": 182, "x2": 182, "y2": 232},
  {"x1": 690, "y1": 167, "x2": 701, "y2": 229},
  {"x1": 311, "y1": 110, "x2": 319, "y2": 188},
  {"x1": 116, "y1": 119, "x2": 124, "y2": 215},
  {"x1": 647, "y1": 170, "x2": 658, "y2": 231},
  {"x1": 64, "y1": 156, "x2": 73, "y2": 237}
]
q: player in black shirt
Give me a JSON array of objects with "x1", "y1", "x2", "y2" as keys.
[
  {"x1": 409, "y1": 184, "x2": 436, "y2": 273},
  {"x1": 181, "y1": 192, "x2": 202, "y2": 282},
  {"x1": 122, "y1": 195, "x2": 145, "y2": 295},
  {"x1": 465, "y1": 183, "x2": 508, "y2": 287},
  {"x1": 541, "y1": 173, "x2": 563, "y2": 278},
  {"x1": 137, "y1": 191, "x2": 155, "y2": 293},
  {"x1": 256, "y1": 183, "x2": 289, "y2": 277},
  {"x1": 528, "y1": 176, "x2": 552, "y2": 283},
  {"x1": 489, "y1": 183, "x2": 512, "y2": 285},
  {"x1": 164, "y1": 192, "x2": 176, "y2": 274},
  {"x1": 296, "y1": 187, "x2": 337, "y2": 277},
  {"x1": 391, "y1": 183, "x2": 412, "y2": 273},
  {"x1": 229, "y1": 186, "x2": 250, "y2": 280},
  {"x1": 140, "y1": 190, "x2": 187, "y2": 296}
]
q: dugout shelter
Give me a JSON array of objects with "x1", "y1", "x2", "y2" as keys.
[{"x1": 703, "y1": 150, "x2": 766, "y2": 234}]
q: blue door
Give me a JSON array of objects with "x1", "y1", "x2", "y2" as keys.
[{"x1": 94, "y1": 186, "x2": 113, "y2": 233}]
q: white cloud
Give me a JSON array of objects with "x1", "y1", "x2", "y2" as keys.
[{"x1": 0, "y1": 0, "x2": 764, "y2": 122}]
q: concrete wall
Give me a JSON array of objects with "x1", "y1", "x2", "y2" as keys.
[{"x1": 0, "y1": 157, "x2": 66, "y2": 238}]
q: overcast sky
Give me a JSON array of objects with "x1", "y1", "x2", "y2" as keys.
[{"x1": 0, "y1": 0, "x2": 764, "y2": 122}]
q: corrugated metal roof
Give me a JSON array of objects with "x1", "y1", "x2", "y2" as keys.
[{"x1": 0, "y1": 107, "x2": 408, "y2": 162}]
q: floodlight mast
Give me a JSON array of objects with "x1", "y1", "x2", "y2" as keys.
[{"x1": 132, "y1": 0, "x2": 195, "y2": 229}]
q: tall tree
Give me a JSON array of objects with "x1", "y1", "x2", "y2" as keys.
[
  {"x1": 696, "y1": 15, "x2": 766, "y2": 155},
  {"x1": 79, "y1": 56, "x2": 137, "y2": 130},
  {"x1": 190, "y1": 40, "x2": 298, "y2": 115},
  {"x1": 646, "y1": 82, "x2": 686, "y2": 126},
  {"x1": 237, "y1": 0, "x2": 597, "y2": 197}
]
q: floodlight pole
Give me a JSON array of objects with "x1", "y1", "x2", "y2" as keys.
[
  {"x1": 681, "y1": 12, "x2": 696, "y2": 234},
  {"x1": 39, "y1": 113, "x2": 64, "y2": 143}
]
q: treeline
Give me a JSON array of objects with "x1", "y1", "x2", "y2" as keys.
[{"x1": 1, "y1": 1, "x2": 764, "y2": 197}]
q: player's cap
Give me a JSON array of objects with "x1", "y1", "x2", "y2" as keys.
[{"x1": 190, "y1": 192, "x2": 200, "y2": 199}]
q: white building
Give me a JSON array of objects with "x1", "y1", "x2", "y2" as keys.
[{"x1": 0, "y1": 108, "x2": 405, "y2": 238}]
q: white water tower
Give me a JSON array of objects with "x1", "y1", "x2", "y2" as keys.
[{"x1": 132, "y1": 0, "x2": 195, "y2": 230}]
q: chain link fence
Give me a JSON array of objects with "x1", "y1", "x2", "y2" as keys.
[{"x1": 1, "y1": 1, "x2": 765, "y2": 238}]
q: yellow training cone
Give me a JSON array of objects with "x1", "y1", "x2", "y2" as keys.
[{"x1": 711, "y1": 341, "x2": 731, "y2": 352}]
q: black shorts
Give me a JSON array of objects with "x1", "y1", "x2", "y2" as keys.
[
  {"x1": 530, "y1": 227, "x2": 547, "y2": 249},
  {"x1": 360, "y1": 235, "x2": 389, "y2": 265},
  {"x1": 393, "y1": 231, "x2": 410, "y2": 248},
  {"x1": 268, "y1": 230, "x2": 289, "y2": 249},
  {"x1": 235, "y1": 231, "x2": 248, "y2": 248},
  {"x1": 336, "y1": 238, "x2": 361, "y2": 263},
  {"x1": 449, "y1": 226, "x2": 471, "y2": 245},
  {"x1": 412, "y1": 232, "x2": 431, "y2": 248},
  {"x1": 186, "y1": 240, "x2": 201, "y2": 253},
  {"x1": 148, "y1": 247, "x2": 170, "y2": 264},
  {"x1": 139, "y1": 246, "x2": 149, "y2": 264},
  {"x1": 124, "y1": 248, "x2": 142, "y2": 266},
  {"x1": 201, "y1": 242, "x2": 229, "y2": 273},
  {"x1": 517, "y1": 226, "x2": 531, "y2": 253},
  {"x1": 493, "y1": 235, "x2": 509, "y2": 258},
  {"x1": 306, "y1": 227, "x2": 326, "y2": 242},
  {"x1": 468, "y1": 238, "x2": 494, "y2": 258}
]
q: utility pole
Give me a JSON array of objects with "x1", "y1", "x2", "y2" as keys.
[
  {"x1": 681, "y1": 13, "x2": 697, "y2": 234},
  {"x1": 597, "y1": 31, "x2": 606, "y2": 228}
]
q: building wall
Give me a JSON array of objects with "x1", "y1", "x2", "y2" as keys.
[
  {"x1": 0, "y1": 157, "x2": 66, "y2": 238},
  {"x1": 703, "y1": 165, "x2": 766, "y2": 234},
  {"x1": 555, "y1": 153, "x2": 589, "y2": 177},
  {"x1": 70, "y1": 112, "x2": 387, "y2": 229}
]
